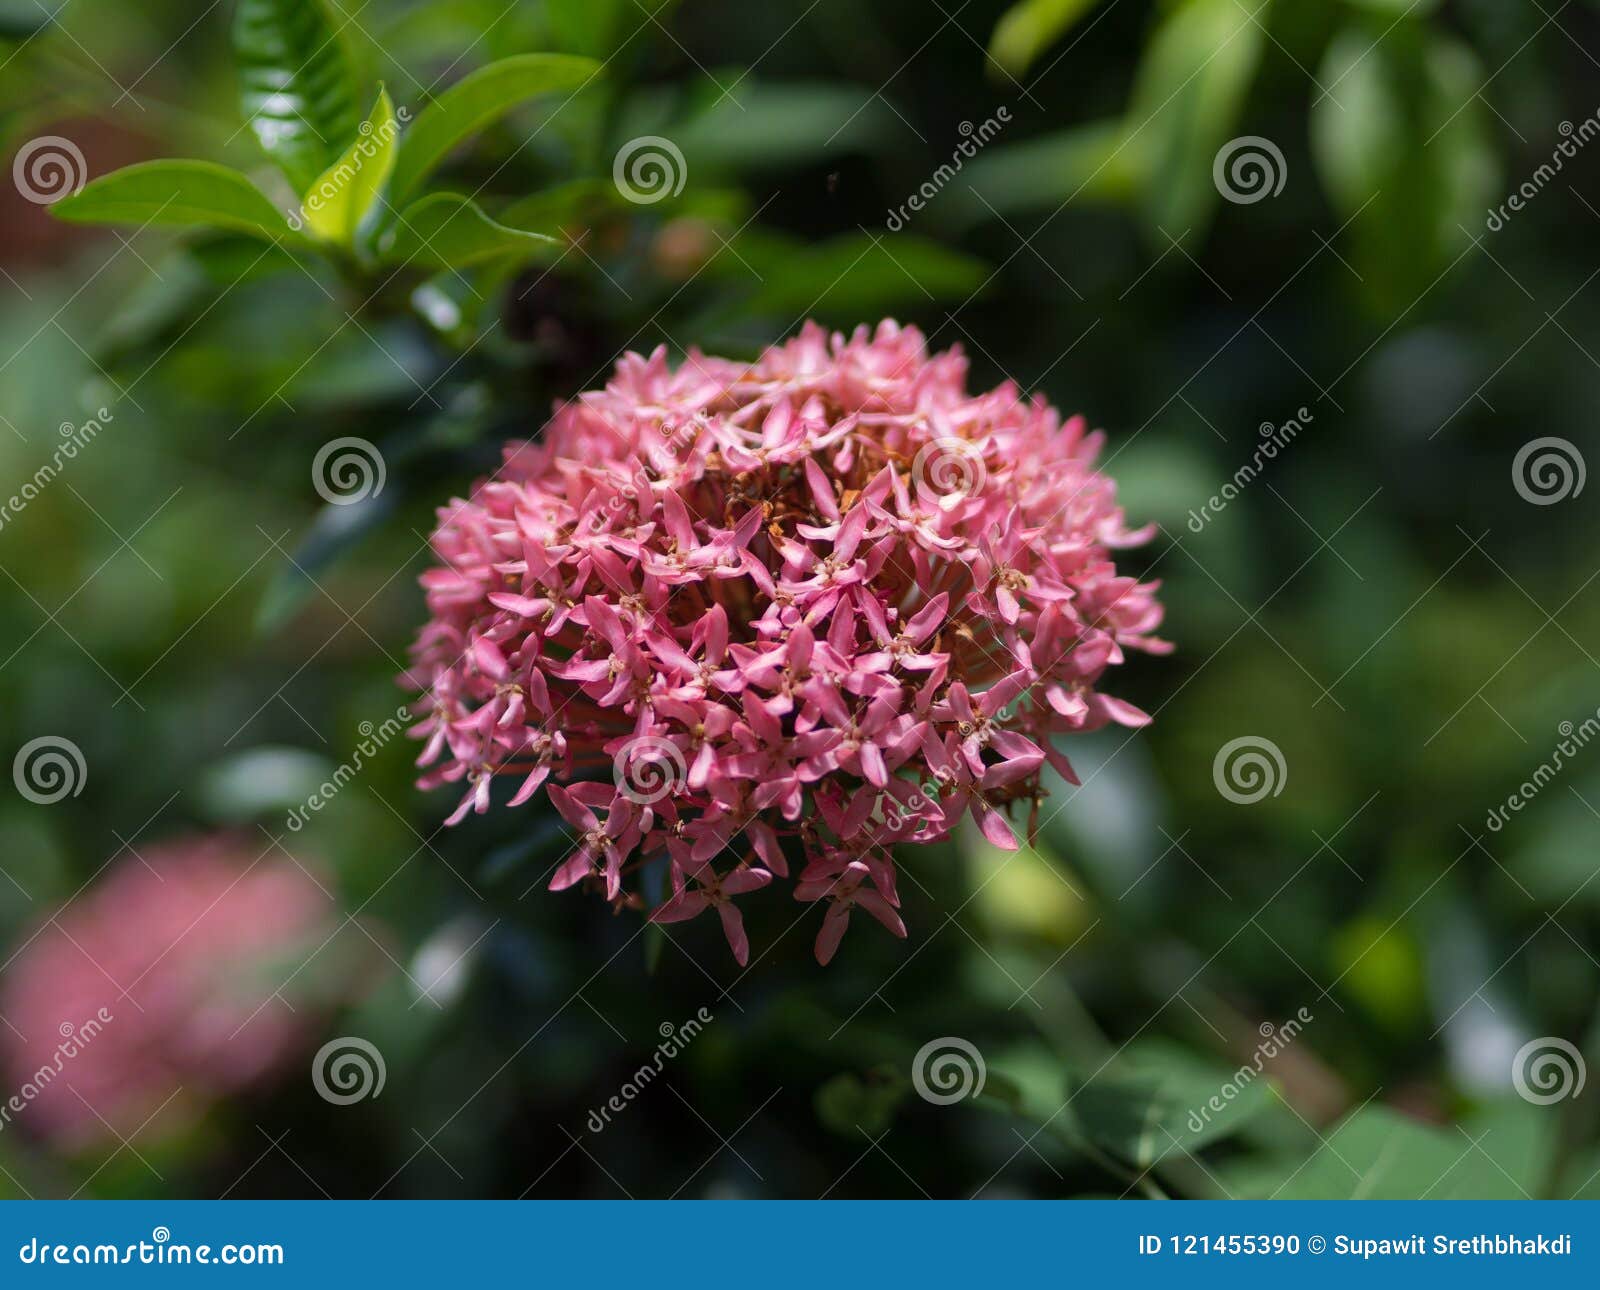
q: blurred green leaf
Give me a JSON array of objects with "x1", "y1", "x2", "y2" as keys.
[
  {"x1": 1311, "y1": 29, "x2": 1403, "y2": 217},
  {"x1": 255, "y1": 490, "x2": 396, "y2": 634},
  {"x1": 389, "y1": 53, "x2": 601, "y2": 206},
  {"x1": 546, "y1": 0, "x2": 674, "y2": 57},
  {"x1": 667, "y1": 80, "x2": 893, "y2": 170},
  {"x1": 988, "y1": 0, "x2": 1106, "y2": 79},
  {"x1": 1311, "y1": 23, "x2": 1497, "y2": 307},
  {"x1": 235, "y1": 0, "x2": 362, "y2": 194},
  {"x1": 946, "y1": 119, "x2": 1135, "y2": 223},
  {"x1": 815, "y1": 1066, "x2": 910, "y2": 1137},
  {"x1": 380, "y1": 193, "x2": 557, "y2": 269},
  {"x1": 1351, "y1": 0, "x2": 1441, "y2": 12},
  {"x1": 1268, "y1": 1106, "x2": 1538, "y2": 1199},
  {"x1": 1127, "y1": 0, "x2": 1267, "y2": 239},
  {"x1": 50, "y1": 160, "x2": 301, "y2": 243},
  {"x1": 302, "y1": 86, "x2": 399, "y2": 244},
  {"x1": 1059, "y1": 1040, "x2": 1273, "y2": 1168},
  {"x1": 186, "y1": 234, "x2": 304, "y2": 284},
  {"x1": 1331, "y1": 912, "x2": 1426, "y2": 1029}
]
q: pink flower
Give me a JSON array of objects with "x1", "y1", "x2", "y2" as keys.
[
  {"x1": 405, "y1": 320, "x2": 1167, "y2": 965},
  {"x1": 0, "y1": 835, "x2": 341, "y2": 1149}
]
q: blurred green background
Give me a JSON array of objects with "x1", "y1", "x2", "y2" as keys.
[{"x1": 1, "y1": 0, "x2": 1598, "y2": 1198}]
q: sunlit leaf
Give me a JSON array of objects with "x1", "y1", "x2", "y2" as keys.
[
  {"x1": 300, "y1": 87, "x2": 400, "y2": 244},
  {"x1": 1311, "y1": 23, "x2": 1497, "y2": 308},
  {"x1": 1127, "y1": 0, "x2": 1267, "y2": 240},
  {"x1": 988, "y1": 0, "x2": 1107, "y2": 79}
]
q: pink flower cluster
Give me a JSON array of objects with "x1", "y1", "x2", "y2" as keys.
[
  {"x1": 0, "y1": 836, "x2": 337, "y2": 1149},
  {"x1": 406, "y1": 320, "x2": 1167, "y2": 965}
]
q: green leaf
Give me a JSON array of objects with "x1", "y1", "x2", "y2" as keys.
[
  {"x1": 380, "y1": 193, "x2": 557, "y2": 270},
  {"x1": 50, "y1": 160, "x2": 299, "y2": 243},
  {"x1": 815, "y1": 1067, "x2": 910, "y2": 1137},
  {"x1": 235, "y1": 0, "x2": 362, "y2": 193},
  {"x1": 665, "y1": 80, "x2": 894, "y2": 170},
  {"x1": 1058, "y1": 1040, "x2": 1273, "y2": 1168},
  {"x1": 989, "y1": 0, "x2": 1107, "y2": 79},
  {"x1": 1127, "y1": 0, "x2": 1267, "y2": 240},
  {"x1": 1310, "y1": 24, "x2": 1497, "y2": 310},
  {"x1": 1268, "y1": 1106, "x2": 1534, "y2": 1200},
  {"x1": 300, "y1": 86, "x2": 400, "y2": 245},
  {"x1": 1310, "y1": 28, "x2": 1404, "y2": 219},
  {"x1": 944, "y1": 119, "x2": 1135, "y2": 224},
  {"x1": 388, "y1": 53, "x2": 601, "y2": 206},
  {"x1": 545, "y1": 0, "x2": 675, "y2": 57}
]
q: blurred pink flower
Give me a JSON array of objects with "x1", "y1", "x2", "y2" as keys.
[
  {"x1": 406, "y1": 320, "x2": 1167, "y2": 965},
  {"x1": 0, "y1": 835, "x2": 337, "y2": 1149}
]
